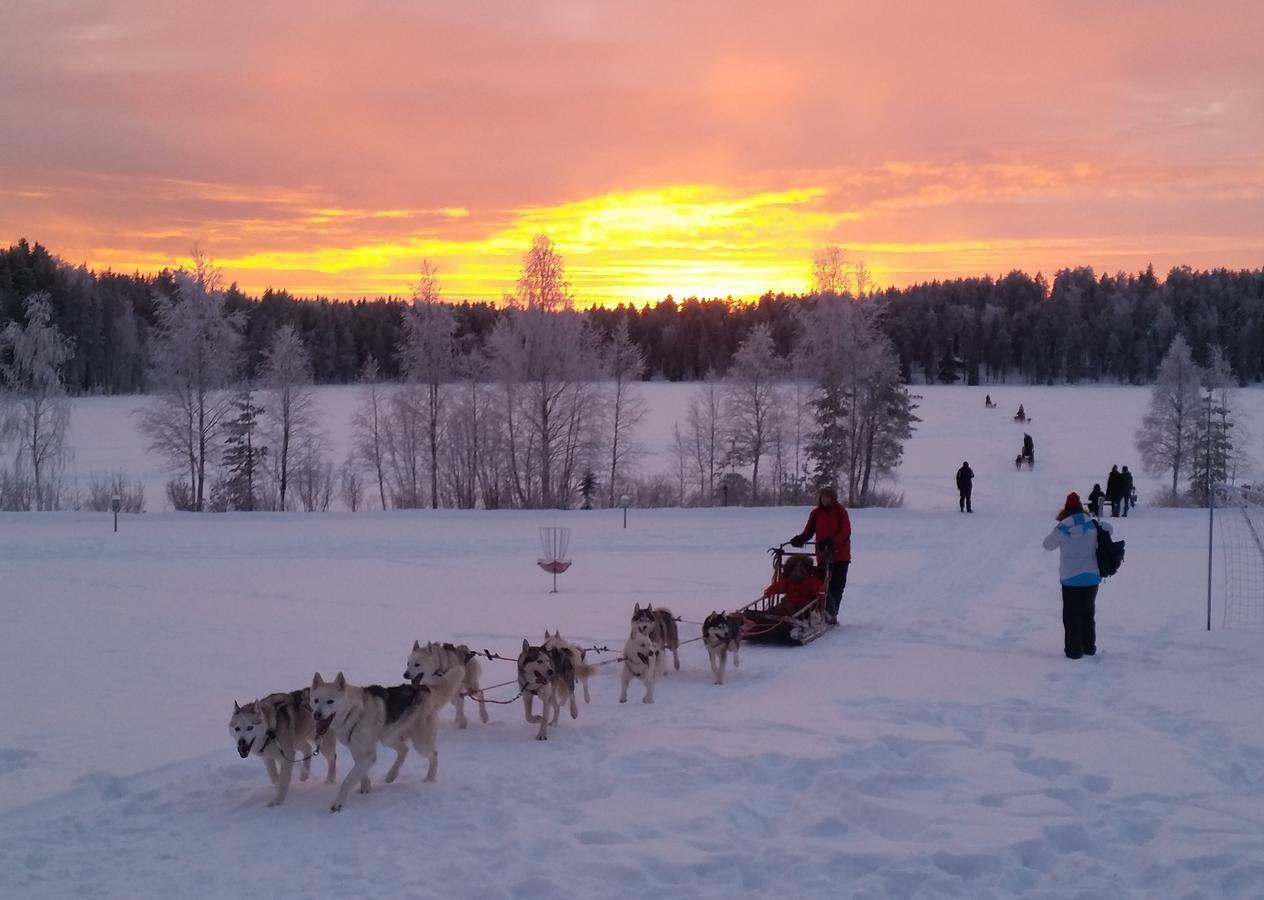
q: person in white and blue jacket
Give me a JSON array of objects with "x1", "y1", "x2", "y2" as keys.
[{"x1": 1042, "y1": 491, "x2": 1112, "y2": 659}]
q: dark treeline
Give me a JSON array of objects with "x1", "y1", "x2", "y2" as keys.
[{"x1": 4, "y1": 239, "x2": 1263, "y2": 393}]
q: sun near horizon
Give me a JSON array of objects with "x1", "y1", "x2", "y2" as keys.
[{"x1": 2, "y1": 3, "x2": 1262, "y2": 305}]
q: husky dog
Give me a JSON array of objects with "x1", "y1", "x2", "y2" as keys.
[
  {"x1": 702, "y1": 611, "x2": 743, "y2": 685},
  {"x1": 403, "y1": 640, "x2": 489, "y2": 728},
  {"x1": 619, "y1": 631, "x2": 658, "y2": 704},
  {"x1": 309, "y1": 672, "x2": 439, "y2": 813},
  {"x1": 542, "y1": 630, "x2": 598, "y2": 705},
  {"x1": 229, "y1": 689, "x2": 337, "y2": 806},
  {"x1": 517, "y1": 639, "x2": 576, "y2": 740},
  {"x1": 630, "y1": 603, "x2": 681, "y2": 673}
]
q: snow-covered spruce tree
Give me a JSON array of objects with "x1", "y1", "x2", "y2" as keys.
[
  {"x1": 349, "y1": 357, "x2": 389, "y2": 510},
  {"x1": 684, "y1": 373, "x2": 726, "y2": 505},
  {"x1": 139, "y1": 259, "x2": 243, "y2": 511},
  {"x1": 725, "y1": 323, "x2": 784, "y2": 504},
  {"x1": 259, "y1": 323, "x2": 320, "y2": 510},
  {"x1": 218, "y1": 389, "x2": 267, "y2": 511},
  {"x1": 800, "y1": 298, "x2": 917, "y2": 505},
  {"x1": 1188, "y1": 345, "x2": 1242, "y2": 505},
  {"x1": 0, "y1": 292, "x2": 74, "y2": 510},
  {"x1": 1136, "y1": 334, "x2": 1205, "y2": 501},
  {"x1": 398, "y1": 260, "x2": 457, "y2": 509},
  {"x1": 488, "y1": 235, "x2": 601, "y2": 509},
  {"x1": 602, "y1": 317, "x2": 647, "y2": 507}
]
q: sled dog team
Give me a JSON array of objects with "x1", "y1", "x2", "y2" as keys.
[{"x1": 230, "y1": 602, "x2": 744, "y2": 811}]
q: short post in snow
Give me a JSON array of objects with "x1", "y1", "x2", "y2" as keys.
[
  {"x1": 620, "y1": 493, "x2": 631, "y2": 529},
  {"x1": 111, "y1": 495, "x2": 121, "y2": 534}
]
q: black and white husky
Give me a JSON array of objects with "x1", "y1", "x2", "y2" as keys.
[
  {"x1": 517, "y1": 639, "x2": 577, "y2": 740},
  {"x1": 542, "y1": 630, "x2": 597, "y2": 704},
  {"x1": 630, "y1": 603, "x2": 681, "y2": 673},
  {"x1": 702, "y1": 611, "x2": 743, "y2": 685}
]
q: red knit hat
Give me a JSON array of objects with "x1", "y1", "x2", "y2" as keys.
[{"x1": 1064, "y1": 492, "x2": 1083, "y2": 511}]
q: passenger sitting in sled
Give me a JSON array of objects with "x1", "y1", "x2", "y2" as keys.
[{"x1": 759, "y1": 556, "x2": 824, "y2": 616}]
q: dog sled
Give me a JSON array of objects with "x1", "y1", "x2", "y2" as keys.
[{"x1": 737, "y1": 542, "x2": 834, "y2": 646}]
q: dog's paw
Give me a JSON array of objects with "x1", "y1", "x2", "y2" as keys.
[
  {"x1": 359, "y1": 783, "x2": 371, "y2": 794},
  {"x1": 324, "y1": 774, "x2": 337, "y2": 785},
  {"x1": 643, "y1": 696, "x2": 654, "y2": 704},
  {"x1": 267, "y1": 798, "x2": 284, "y2": 808},
  {"x1": 619, "y1": 697, "x2": 627, "y2": 703},
  {"x1": 457, "y1": 720, "x2": 468, "y2": 730},
  {"x1": 330, "y1": 804, "x2": 342, "y2": 813},
  {"x1": 535, "y1": 734, "x2": 548, "y2": 741},
  {"x1": 384, "y1": 772, "x2": 397, "y2": 784}
]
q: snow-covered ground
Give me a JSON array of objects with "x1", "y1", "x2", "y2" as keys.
[{"x1": 2, "y1": 386, "x2": 1263, "y2": 899}]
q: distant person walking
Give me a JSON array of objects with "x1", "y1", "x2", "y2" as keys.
[
  {"x1": 956, "y1": 461, "x2": 975, "y2": 513},
  {"x1": 1106, "y1": 465, "x2": 1123, "y2": 517},
  {"x1": 1087, "y1": 483, "x2": 1105, "y2": 518},
  {"x1": 1042, "y1": 492, "x2": 1113, "y2": 659},
  {"x1": 1121, "y1": 466, "x2": 1135, "y2": 516},
  {"x1": 789, "y1": 488, "x2": 851, "y2": 624}
]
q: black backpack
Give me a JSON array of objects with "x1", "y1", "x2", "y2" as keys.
[{"x1": 1093, "y1": 520, "x2": 1125, "y2": 578}]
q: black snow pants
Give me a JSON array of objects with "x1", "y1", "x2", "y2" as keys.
[
  {"x1": 959, "y1": 486, "x2": 972, "y2": 512},
  {"x1": 1061, "y1": 584, "x2": 1098, "y2": 659},
  {"x1": 825, "y1": 561, "x2": 849, "y2": 617}
]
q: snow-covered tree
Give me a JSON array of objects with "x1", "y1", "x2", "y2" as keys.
[
  {"x1": 800, "y1": 299, "x2": 917, "y2": 505},
  {"x1": 138, "y1": 260, "x2": 243, "y2": 511},
  {"x1": 489, "y1": 235, "x2": 601, "y2": 508},
  {"x1": 1136, "y1": 334, "x2": 1205, "y2": 499},
  {"x1": 398, "y1": 261, "x2": 457, "y2": 509},
  {"x1": 726, "y1": 323, "x2": 783, "y2": 503},
  {"x1": 810, "y1": 244, "x2": 852, "y2": 296},
  {"x1": 1188, "y1": 345, "x2": 1243, "y2": 505},
  {"x1": 602, "y1": 317, "x2": 647, "y2": 506},
  {"x1": 349, "y1": 357, "x2": 389, "y2": 510},
  {"x1": 217, "y1": 389, "x2": 266, "y2": 511},
  {"x1": 259, "y1": 323, "x2": 319, "y2": 510},
  {"x1": 0, "y1": 292, "x2": 74, "y2": 510},
  {"x1": 685, "y1": 374, "x2": 726, "y2": 505}
]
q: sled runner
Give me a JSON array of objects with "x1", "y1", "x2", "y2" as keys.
[{"x1": 737, "y1": 542, "x2": 834, "y2": 646}]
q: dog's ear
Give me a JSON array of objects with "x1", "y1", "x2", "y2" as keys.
[
  {"x1": 312, "y1": 672, "x2": 324, "y2": 688},
  {"x1": 633, "y1": 602, "x2": 641, "y2": 614},
  {"x1": 233, "y1": 700, "x2": 241, "y2": 713},
  {"x1": 413, "y1": 639, "x2": 420, "y2": 651},
  {"x1": 522, "y1": 638, "x2": 530, "y2": 652},
  {"x1": 334, "y1": 672, "x2": 346, "y2": 690}
]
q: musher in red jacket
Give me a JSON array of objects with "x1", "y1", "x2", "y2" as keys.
[{"x1": 790, "y1": 487, "x2": 851, "y2": 623}]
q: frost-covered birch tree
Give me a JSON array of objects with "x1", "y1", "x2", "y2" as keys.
[
  {"x1": 139, "y1": 260, "x2": 243, "y2": 511},
  {"x1": 685, "y1": 374, "x2": 726, "y2": 505},
  {"x1": 726, "y1": 323, "x2": 783, "y2": 504},
  {"x1": 349, "y1": 357, "x2": 389, "y2": 510},
  {"x1": 1136, "y1": 334, "x2": 1204, "y2": 499},
  {"x1": 602, "y1": 317, "x2": 647, "y2": 506},
  {"x1": 489, "y1": 235, "x2": 600, "y2": 508},
  {"x1": 0, "y1": 292, "x2": 74, "y2": 510},
  {"x1": 399, "y1": 261, "x2": 457, "y2": 509},
  {"x1": 259, "y1": 323, "x2": 319, "y2": 510}
]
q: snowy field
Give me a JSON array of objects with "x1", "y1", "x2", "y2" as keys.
[{"x1": 3, "y1": 386, "x2": 1264, "y2": 898}]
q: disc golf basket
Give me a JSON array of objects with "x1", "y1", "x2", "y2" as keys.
[{"x1": 537, "y1": 526, "x2": 572, "y2": 593}]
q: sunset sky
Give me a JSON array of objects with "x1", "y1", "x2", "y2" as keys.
[{"x1": 2, "y1": 1, "x2": 1262, "y2": 304}]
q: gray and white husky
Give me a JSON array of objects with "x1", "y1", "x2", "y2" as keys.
[
  {"x1": 542, "y1": 630, "x2": 598, "y2": 705},
  {"x1": 517, "y1": 639, "x2": 576, "y2": 740},
  {"x1": 309, "y1": 672, "x2": 439, "y2": 813},
  {"x1": 702, "y1": 611, "x2": 743, "y2": 685},
  {"x1": 619, "y1": 631, "x2": 658, "y2": 704},
  {"x1": 630, "y1": 603, "x2": 681, "y2": 673},
  {"x1": 403, "y1": 640, "x2": 489, "y2": 728},
  {"x1": 229, "y1": 689, "x2": 337, "y2": 806}
]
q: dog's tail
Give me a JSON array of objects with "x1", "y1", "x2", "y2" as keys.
[{"x1": 575, "y1": 658, "x2": 598, "y2": 682}]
